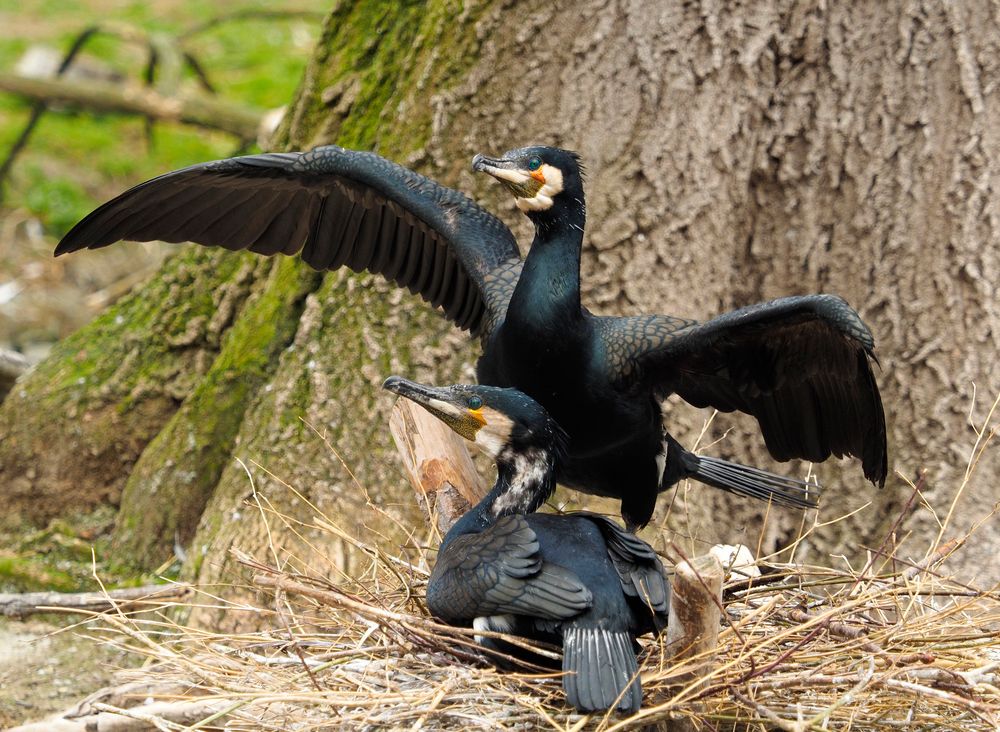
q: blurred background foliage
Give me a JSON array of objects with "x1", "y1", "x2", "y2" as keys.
[
  {"x1": 0, "y1": 1, "x2": 331, "y2": 598},
  {"x1": 0, "y1": 0, "x2": 326, "y2": 362}
]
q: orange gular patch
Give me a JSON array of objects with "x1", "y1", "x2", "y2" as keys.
[
  {"x1": 530, "y1": 169, "x2": 546, "y2": 183},
  {"x1": 468, "y1": 408, "x2": 487, "y2": 427}
]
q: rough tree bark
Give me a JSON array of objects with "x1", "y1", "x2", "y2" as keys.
[{"x1": 1, "y1": 0, "x2": 998, "y2": 615}]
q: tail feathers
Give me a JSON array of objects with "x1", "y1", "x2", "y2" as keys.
[
  {"x1": 693, "y1": 455, "x2": 820, "y2": 509},
  {"x1": 562, "y1": 626, "x2": 641, "y2": 713}
]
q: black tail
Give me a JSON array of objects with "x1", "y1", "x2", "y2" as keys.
[
  {"x1": 690, "y1": 454, "x2": 820, "y2": 509},
  {"x1": 562, "y1": 626, "x2": 642, "y2": 713}
]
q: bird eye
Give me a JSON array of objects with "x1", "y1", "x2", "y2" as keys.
[
  {"x1": 468, "y1": 396, "x2": 483, "y2": 410},
  {"x1": 527, "y1": 157, "x2": 542, "y2": 171}
]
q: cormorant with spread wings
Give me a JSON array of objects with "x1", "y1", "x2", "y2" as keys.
[{"x1": 57, "y1": 144, "x2": 888, "y2": 528}]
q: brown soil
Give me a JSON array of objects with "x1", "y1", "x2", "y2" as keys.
[{"x1": 0, "y1": 617, "x2": 135, "y2": 728}]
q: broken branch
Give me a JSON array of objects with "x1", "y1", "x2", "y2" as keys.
[{"x1": 0, "y1": 583, "x2": 191, "y2": 619}]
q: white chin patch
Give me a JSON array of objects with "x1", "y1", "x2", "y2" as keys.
[
  {"x1": 516, "y1": 163, "x2": 564, "y2": 213},
  {"x1": 473, "y1": 428, "x2": 506, "y2": 458},
  {"x1": 471, "y1": 408, "x2": 513, "y2": 459}
]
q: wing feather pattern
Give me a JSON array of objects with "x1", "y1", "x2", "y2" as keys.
[
  {"x1": 576, "y1": 513, "x2": 669, "y2": 627},
  {"x1": 425, "y1": 515, "x2": 592, "y2": 624},
  {"x1": 600, "y1": 294, "x2": 887, "y2": 485},
  {"x1": 56, "y1": 146, "x2": 524, "y2": 337}
]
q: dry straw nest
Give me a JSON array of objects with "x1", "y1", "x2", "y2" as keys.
[
  {"x1": 22, "y1": 508, "x2": 998, "y2": 729},
  {"x1": 14, "y1": 412, "x2": 1000, "y2": 732}
]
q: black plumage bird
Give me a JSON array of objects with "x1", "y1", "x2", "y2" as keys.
[
  {"x1": 56, "y1": 144, "x2": 887, "y2": 528},
  {"x1": 382, "y1": 375, "x2": 669, "y2": 713}
]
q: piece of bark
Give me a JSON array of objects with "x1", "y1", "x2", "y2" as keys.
[
  {"x1": 0, "y1": 583, "x2": 191, "y2": 619},
  {"x1": 388, "y1": 398, "x2": 487, "y2": 534},
  {"x1": 663, "y1": 554, "x2": 724, "y2": 731}
]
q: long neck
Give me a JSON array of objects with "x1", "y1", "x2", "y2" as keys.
[
  {"x1": 442, "y1": 445, "x2": 556, "y2": 544},
  {"x1": 508, "y1": 200, "x2": 585, "y2": 323}
]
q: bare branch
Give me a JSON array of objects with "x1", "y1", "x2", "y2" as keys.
[
  {"x1": 0, "y1": 583, "x2": 191, "y2": 619},
  {"x1": 0, "y1": 72, "x2": 265, "y2": 140}
]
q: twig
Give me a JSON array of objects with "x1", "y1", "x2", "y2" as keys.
[
  {"x1": 251, "y1": 572, "x2": 562, "y2": 663},
  {"x1": 730, "y1": 689, "x2": 804, "y2": 731},
  {"x1": 0, "y1": 26, "x2": 100, "y2": 198},
  {"x1": 0, "y1": 22, "x2": 222, "y2": 197}
]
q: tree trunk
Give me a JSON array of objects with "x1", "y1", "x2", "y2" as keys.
[{"x1": 2, "y1": 0, "x2": 998, "y2": 611}]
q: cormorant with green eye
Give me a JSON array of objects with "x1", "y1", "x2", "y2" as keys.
[
  {"x1": 382, "y1": 375, "x2": 669, "y2": 714},
  {"x1": 56, "y1": 144, "x2": 887, "y2": 528}
]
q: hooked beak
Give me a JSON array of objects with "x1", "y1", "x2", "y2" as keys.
[
  {"x1": 472, "y1": 153, "x2": 543, "y2": 199},
  {"x1": 382, "y1": 376, "x2": 483, "y2": 440},
  {"x1": 384, "y1": 375, "x2": 443, "y2": 402}
]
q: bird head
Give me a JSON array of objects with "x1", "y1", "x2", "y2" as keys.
[
  {"x1": 472, "y1": 146, "x2": 584, "y2": 216},
  {"x1": 382, "y1": 376, "x2": 566, "y2": 462}
]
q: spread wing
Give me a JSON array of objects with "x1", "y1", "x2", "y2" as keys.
[
  {"x1": 56, "y1": 145, "x2": 523, "y2": 339},
  {"x1": 426, "y1": 515, "x2": 592, "y2": 623},
  {"x1": 599, "y1": 294, "x2": 887, "y2": 485}
]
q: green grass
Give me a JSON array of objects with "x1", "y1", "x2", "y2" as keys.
[{"x1": 0, "y1": 0, "x2": 327, "y2": 237}]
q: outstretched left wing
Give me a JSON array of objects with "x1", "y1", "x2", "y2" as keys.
[
  {"x1": 56, "y1": 146, "x2": 523, "y2": 338},
  {"x1": 599, "y1": 294, "x2": 887, "y2": 486}
]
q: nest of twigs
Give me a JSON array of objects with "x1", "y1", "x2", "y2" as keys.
[{"x1": 21, "y1": 491, "x2": 997, "y2": 732}]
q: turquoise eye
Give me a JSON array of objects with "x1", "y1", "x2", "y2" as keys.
[
  {"x1": 527, "y1": 157, "x2": 542, "y2": 171},
  {"x1": 468, "y1": 396, "x2": 483, "y2": 410}
]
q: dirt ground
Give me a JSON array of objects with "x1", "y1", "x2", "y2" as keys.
[{"x1": 0, "y1": 617, "x2": 136, "y2": 728}]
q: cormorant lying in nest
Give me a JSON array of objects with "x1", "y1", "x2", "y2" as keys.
[
  {"x1": 57, "y1": 144, "x2": 887, "y2": 528},
  {"x1": 383, "y1": 375, "x2": 669, "y2": 713}
]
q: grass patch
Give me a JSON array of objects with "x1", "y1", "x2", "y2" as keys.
[{"x1": 0, "y1": 0, "x2": 328, "y2": 237}]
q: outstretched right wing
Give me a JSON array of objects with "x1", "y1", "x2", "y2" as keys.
[
  {"x1": 599, "y1": 295, "x2": 887, "y2": 486},
  {"x1": 56, "y1": 146, "x2": 523, "y2": 338},
  {"x1": 425, "y1": 515, "x2": 592, "y2": 624}
]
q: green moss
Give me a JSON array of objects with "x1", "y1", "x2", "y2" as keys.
[
  {"x1": 30, "y1": 248, "x2": 248, "y2": 414},
  {"x1": 277, "y1": 0, "x2": 489, "y2": 153},
  {"x1": 112, "y1": 257, "x2": 320, "y2": 568},
  {"x1": 0, "y1": 506, "x2": 160, "y2": 593},
  {"x1": 0, "y1": 555, "x2": 81, "y2": 593}
]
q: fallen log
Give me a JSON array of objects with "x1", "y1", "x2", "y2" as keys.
[
  {"x1": 0, "y1": 71, "x2": 266, "y2": 140},
  {"x1": 7, "y1": 697, "x2": 232, "y2": 732}
]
